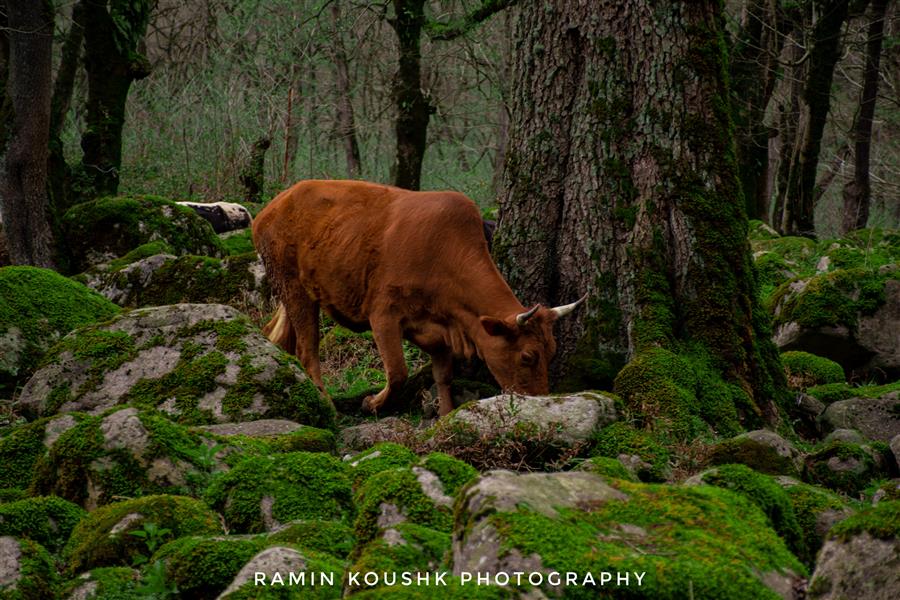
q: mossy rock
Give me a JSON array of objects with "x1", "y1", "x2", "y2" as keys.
[
  {"x1": 750, "y1": 235, "x2": 818, "y2": 272},
  {"x1": 216, "y1": 545, "x2": 344, "y2": 599},
  {"x1": 0, "y1": 414, "x2": 85, "y2": 491},
  {"x1": 0, "y1": 489, "x2": 27, "y2": 505},
  {"x1": 61, "y1": 195, "x2": 225, "y2": 273},
  {"x1": 29, "y1": 407, "x2": 230, "y2": 509},
  {"x1": 0, "y1": 267, "x2": 119, "y2": 396},
  {"x1": 612, "y1": 347, "x2": 749, "y2": 442},
  {"x1": 347, "y1": 523, "x2": 450, "y2": 595},
  {"x1": 204, "y1": 452, "x2": 354, "y2": 533},
  {"x1": 747, "y1": 220, "x2": 781, "y2": 242},
  {"x1": 454, "y1": 470, "x2": 805, "y2": 599},
  {"x1": 79, "y1": 252, "x2": 269, "y2": 311},
  {"x1": 62, "y1": 494, "x2": 222, "y2": 574},
  {"x1": 346, "y1": 443, "x2": 419, "y2": 488},
  {"x1": 267, "y1": 520, "x2": 356, "y2": 560},
  {"x1": 575, "y1": 455, "x2": 638, "y2": 482},
  {"x1": 781, "y1": 351, "x2": 845, "y2": 391},
  {"x1": 707, "y1": 429, "x2": 803, "y2": 477},
  {"x1": 775, "y1": 478, "x2": 852, "y2": 566},
  {"x1": 0, "y1": 537, "x2": 58, "y2": 600},
  {"x1": 807, "y1": 500, "x2": 900, "y2": 600},
  {"x1": 16, "y1": 304, "x2": 333, "y2": 430},
  {"x1": 58, "y1": 567, "x2": 140, "y2": 599},
  {"x1": 688, "y1": 465, "x2": 807, "y2": 564},
  {"x1": 807, "y1": 380, "x2": 900, "y2": 405},
  {"x1": 220, "y1": 229, "x2": 256, "y2": 256},
  {"x1": 200, "y1": 421, "x2": 337, "y2": 454},
  {"x1": 803, "y1": 441, "x2": 892, "y2": 495},
  {"x1": 589, "y1": 422, "x2": 671, "y2": 482},
  {"x1": 0, "y1": 496, "x2": 86, "y2": 554}
]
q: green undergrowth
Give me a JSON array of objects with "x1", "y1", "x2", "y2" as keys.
[{"x1": 806, "y1": 380, "x2": 900, "y2": 404}]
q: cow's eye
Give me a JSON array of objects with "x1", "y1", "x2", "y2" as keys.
[{"x1": 521, "y1": 351, "x2": 537, "y2": 366}]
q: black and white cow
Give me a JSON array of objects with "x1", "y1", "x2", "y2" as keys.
[{"x1": 176, "y1": 201, "x2": 252, "y2": 234}]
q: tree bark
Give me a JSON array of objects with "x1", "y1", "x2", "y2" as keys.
[
  {"x1": 79, "y1": 0, "x2": 152, "y2": 201},
  {"x1": 0, "y1": 0, "x2": 57, "y2": 268},
  {"x1": 841, "y1": 0, "x2": 888, "y2": 233},
  {"x1": 330, "y1": 1, "x2": 362, "y2": 178},
  {"x1": 389, "y1": 0, "x2": 432, "y2": 190},
  {"x1": 496, "y1": 1, "x2": 783, "y2": 426},
  {"x1": 240, "y1": 136, "x2": 271, "y2": 203}
]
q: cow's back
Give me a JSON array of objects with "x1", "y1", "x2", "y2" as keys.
[{"x1": 253, "y1": 180, "x2": 489, "y2": 325}]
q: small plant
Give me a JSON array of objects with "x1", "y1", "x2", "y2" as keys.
[
  {"x1": 188, "y1": 442, "x2": 225, "y2": 472},
  {"x1": 135, "y1": 559, "x2": 179, "y2": 599},
  {"x1": 129, "y1": 522, "x2": 172, "y2": 566}
]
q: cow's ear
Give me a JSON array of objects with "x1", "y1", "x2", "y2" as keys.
[{"x1": 480, "y1": 316, "x2": 513, "y2": 337}]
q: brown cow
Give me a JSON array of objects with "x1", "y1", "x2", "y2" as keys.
[{"x1": 252, "y1": 179, "x2": 585, "y2": 416}]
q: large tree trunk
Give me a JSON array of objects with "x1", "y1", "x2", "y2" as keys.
[
  {"x1": 0, "y1": 0, "x2": 57, "y2": 268},
  {"x1": 389, "y1": 0, "x2": 433, "y2": 190},
  {"x1": 78, "y1": 0, "x2": 152, "y2": 201},
  {"x1": 842, "y1": 0, "x2": 888, "y2": 233},
  {"x1": 495, "y1": 1, "x2": 784, "y2": 430},
  {"x1": 330, "y1": 1, "x2": 362, "y2": 179}
]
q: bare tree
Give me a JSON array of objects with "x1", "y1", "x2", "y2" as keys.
[{"x1": 330, "y1": 0, "x2": 362, "y2": 178}]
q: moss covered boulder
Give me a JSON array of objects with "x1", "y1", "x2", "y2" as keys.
[
  {"x1": 62, "y1": 494, "x2": 222, "y2": 574},
  {"x1": 199, "y1": 419, "x2": 336, "y2": 453},
  {"x1": 0, "y1": 537, "x2": 58, "y2": 600},
  {"x1": 588, "y1": 422, "x2": 672, "y2": 482},
  {"x1": 61, "y1": 195, "x2": 225, "y2": 273},
  {"x1": 773, "y1": 477, "x2": 853, "y2": 566},
  {"x1": 575, "y1": 456, "x2": 639, "y2": 482},
  {"x1": 0, "y1": 414, "x2": 86, "y2": 491},
  {"x1": 346, "y1": 443, "x2": 419, "y2": 488},
  {"x1": 819, "y1": 391, "x2": 900, "y2": 443},
  {"x1": 78, "y1": 251, "x2": 269, "y2": 311},
  {"x1": 217, "y1": 546, "x2": 343, "y2": 599},
  {"x1": 346, "y1": 523, "x2": 450, "y2": 596},
  {"x1": 781, "y1": 351, "x2": 845, "y2": 391},
  {"x1": 453, "y1": 470, "x2": 805, "y2": 599},
  {"x1": 59, "y1": 567, "x2": 140, "y2": 599},
  {"x1": 353, "y1": 453, "x2": 476, "y2": 549},
  {"x1": 772, "y1": 269, "x2": 900, "y2": 380},
  {"x1": 15, "y1": 303, "x2": 333, "y2": 429},
  {"x1": 808, "y1": 501, "x2": 900, "y2": 600},
  {"x1": 0, "y1": 267, "x2": 119, "y2": 397},
  {"x1": 804, "y1": 440, "x2": 895, "y2": 495},
  {"x1": 0, "y1": 496, "x2": 85, "y2": 554},
  {"x1": 204, "y1": 452, "x2": 354, "y2": 533},
  {"x1": 707, "y1": 429, "x2": 803, "y2": 477},
  {"x1": 267, "y1": 520, "x2": 356, "y2": 559}
]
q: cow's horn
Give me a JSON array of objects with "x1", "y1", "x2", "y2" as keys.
[
  {"x1": 515, "y1": 304, "x2": 540, "y2": 325},
  {"x1": 550, "y1": 293, "x2": 588, "y2": 318}
]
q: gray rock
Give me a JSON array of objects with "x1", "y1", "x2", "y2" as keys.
[
  {"x1": 0, "y1": 536, "x2": 21, "y2": 589},
  {"x1": 441, "y1": 392, "x2": 617, "y2": 445},
  {"x1": 891, "y1": 434, "x2": 900, "y2": 472},
  {"x1": 809, "y1": 532, "x2": 900, "y2": 600},
  {"x1": 198, "y1": 419, "x2": 304, "y2": 438},
  {"x1": 339, "y1": 417, "x2": 416, "y2": 452},
  {"x1": 823, "y1": 428, "x2": 866, "y2": 445},
  {"x1": 218, "y1": 547, "x2": 307, "y2": 599},
  {"x1": 15, "y1": 304, "x2": 332, "y2": 428},
  {"x1": 821, "y1": 393, "x2": 900, "y2": 442},
  {"x1": 857, "y1": 279, "x2": 900, "y2": 377}
]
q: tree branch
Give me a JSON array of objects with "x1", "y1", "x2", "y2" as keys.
[{"x1": 425, "y1": 0, "x2": 518, "y2": 41}]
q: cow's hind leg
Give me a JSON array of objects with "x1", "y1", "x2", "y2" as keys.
[
  {"x1": 363, "y1": 316, "x2": 408, "y2": 413},
  {"x1": 431, "y1": 349, "x2": 454, "y2": 417},
  {"x1": 282, "y1": 290, "x2": 326, "y2": 394}
]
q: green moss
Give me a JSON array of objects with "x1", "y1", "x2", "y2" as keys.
[
  {"x1": 0, "y1": 417, "x2": 64, "y2": 490},
  {"x1": 0, "y1": 496, "x2": 86, "y2": 553},
  {"x1": 577, "y1": 456, "x2": 637, "y2": 482},
  {"x1": 0, "y1": 489, "x2": 27, "y2": 504},
  {"x1": 267, "y1": 427, "x2": 336, "y2": 454},
  {"x1": 707, "y1": 433, "x2": 800, "y2": 477},
  {"x1": 0, "y1": 266, "x2": 119, "y2": 396},
  {"x1": 348, "y1": 523, "x2": 450, "y2": 594},
  {"x1": 0, "y1": 538, "x2": 58, "y2": 600},
  {"x1": 267, "y1": 520, "x2": 355, "y2": 559},
  {"x1": 106, "y1": 240, "x2": 175, "y2": 270},
  {"x1": 59, "y1": 567, "x2": 139, "y2": 599},
  {"x1": 753, "y1": 252, "x2": 796, "y2": 300},
  {"x1": 204, "y1": 452, "x2": 354, "y2": 533},
  {"x1": 780, "y1": 351, "x2": 845, "y2": 390},
  {"x1": 698, "y1": 465, "x2": 807, "y2": 563},
  {"x1": 751, "y1": 236, "x2": 818, "y2": 271},
  {"x1": 63, "y1": 494, "x2": 222, "y2": 574},
  {"x1": 804, "y1": 441, "x2": 882, "y2": 495},
  {"x1": 152, "y1": 536, "x2": 265, "y2": 599},
  {"x1": 216, "y1": 546, "x2": 344, "y2": 599},
  {"x1": 42, "y1": 329, "x2": 137, "y2": 401},
  {"x1": 590, "y1": 423, "x2": 671, "y2": 483},
  {"x1": 221, "y1": 230, "x2": 256, "y2": 255},
  {"x1": 353, "y1": 468, "x2": 453, "y2": 550},
  {"x1": 486, "y1": 480, "x2": 805, "y2": 599},
  {"x1": 349, "y1": 443, "x2": 419, "y2": 488},
  {"x1": 748, "y1": 220, "x2": 780, "y2": 241},
  {"x1": 61, "y1": 195, "x2": 225, "y2": 273},
  {"x1": 351, "y1": 583, "x2": 513, "y2": 599},
  {"x1": 828, "y1": 500, "x2": 900, "y2": 540},
  {"x1": 807, "y1": 380, "x2": 900, "y2": 405},
  {"x1": 419, "y1": 453, "x2": 477, "y2": 498},
  {"x1": 612, "y1": 347, "x2": 746, "y2": 442},
  {"x1": 783, "y1": 481, "x2": 848, "y2": 563}
]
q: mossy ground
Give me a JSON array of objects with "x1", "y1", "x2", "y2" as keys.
[
  {"x1": 486, "y1": 480, "x2": 806, "y2": 599},
  {"x1": 0, "y1": 266, "x2": 119, "y2": 396},
  {"x1": 62, "y1": 494, "x2": 222, "y2": 574},
  {"x1": 807, "y1": 380, "x2": 900, "y2": 404},
  {"x1": 204, "y1": 452, "x2": 354, "y2": 533}
]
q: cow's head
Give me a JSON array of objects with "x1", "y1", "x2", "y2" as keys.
[{"x1": 478, "y1": 295, "x2": 587, "y2": 395}]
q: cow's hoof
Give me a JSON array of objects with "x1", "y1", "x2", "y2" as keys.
[{"x1": 362, "y1": 395, "x2": 382, "y2": 414}]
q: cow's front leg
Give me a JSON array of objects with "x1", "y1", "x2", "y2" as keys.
[
  {"x1": 431, "y1": 349, "x2": 454, "y2": 417},
  {"x1": 363, "y1": 317, "x2": 408, "y2": 413}
]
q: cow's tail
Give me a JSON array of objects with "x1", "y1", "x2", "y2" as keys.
[{"x1": 263, "y1": 302, "x2": 296, "y2": 354}]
